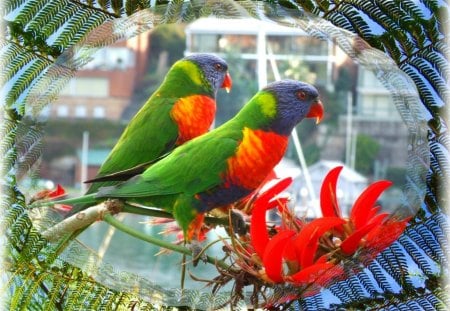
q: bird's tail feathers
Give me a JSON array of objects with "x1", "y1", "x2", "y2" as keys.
[
  {"x1": 29, "y1": 193, "x2": 98, "y2": 209},
  {"x1": 96, "y1": 186, "x2": 117, "y2": 198}
]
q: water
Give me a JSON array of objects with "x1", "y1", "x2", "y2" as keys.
[{"x1": 77, "y1": 214, "x2": 229, "y2": 290}]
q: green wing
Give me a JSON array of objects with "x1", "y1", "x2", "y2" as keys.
[
  {"x1": 96, "y1": 129, "x2": 241, "y2": 199},
  {"x1": 86, "y1": 95, "x2": 178, "y2": 194}
]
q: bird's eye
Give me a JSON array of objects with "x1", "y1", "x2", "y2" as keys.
[
  {"x1": 297, "y1": 91, "x2": 307, "y2": 100},
  {"x1": 214, "y1": 63, "x2": 223, "y2": 71}
]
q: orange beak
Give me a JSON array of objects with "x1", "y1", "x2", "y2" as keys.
[
  {"x1": 306, "y1": 99, "x2": 324, "y2": 124},
  {"x1": 221, "y1": 72, "x2": 232, "y2": 93}
]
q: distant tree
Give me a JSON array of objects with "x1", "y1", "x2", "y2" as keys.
[
  {"x1": 148, "y1": 24, "x2": 186, "y2": 71},
  {"x1": 214, "y1": 53, "x2": 258, "y2": 126},
  {"x1": 355, "y1": 134, "x2": 381, "y2": 175}
]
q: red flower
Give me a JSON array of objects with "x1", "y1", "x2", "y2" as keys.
[
  {"x1": 320, "y1": 166, "x2": 410, "y2": 257},
  {"x1": 31, "y1": 184, "x2": 72, "y2": 212},
  {"x1": 246, "y1": 166, "x2": 410, "y2": 290}
]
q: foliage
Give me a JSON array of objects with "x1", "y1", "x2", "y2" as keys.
[
  {"x1": 355, "y1": 134, "x2": 381, "y2": 175},
  {"x1": 41, "y1": 119, "x2": 126, "y2": 161},
  {"x1": 1, "y1": 0, "x2": 448, "y2": 310},
  {"x1": 148, "y1": 24, "x2": 186, "y2": 70},
  {"x1": 214, "y1": 53, "x2": 259, "y2": 126}
]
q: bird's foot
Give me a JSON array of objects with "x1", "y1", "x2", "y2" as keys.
[
  {"x1": 104, "y1": 198, "x2": 124, "y2": 215},
  {"x1": 187, "y1": 240, "x2": 207, "y2": 267},
  {"x1": 230, "y1": 209, "x2": 248, "y2": 236}
]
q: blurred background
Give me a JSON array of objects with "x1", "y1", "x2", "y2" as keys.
[{"x1": 20, "y1": 18, "x2": 411, "y2": 288}]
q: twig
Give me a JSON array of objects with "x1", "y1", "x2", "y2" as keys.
[
  {"x1": 41, "y1": 203, "x2": 109, "y2": 242},
  {"x1": 122, "y1": 204, "x2": 229, "y2": 226},
  {"x1": 98, "y1": 214, "x2": 126, "y2": 259},
  {"x1": 103, "y1": 213, "x2": 231, "y2": 271}
]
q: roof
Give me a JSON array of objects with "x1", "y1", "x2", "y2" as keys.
[
  {"x1": 308, "y1": 160, "x2": 368, "y2": 183},
  {"x1": 77, "y1": 149, "x2": 111, "y2": 166},
  {"x1": 186, "y1": 17, "x2": 307, "y2": 35}
]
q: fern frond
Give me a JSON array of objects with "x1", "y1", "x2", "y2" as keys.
[
  {"x1": 25, "y1": 0, "x2": 71, "y2": 36},
  {"x1": 6, "y1": 58, "x2": 50, "y2": 107},
  {"x1": 2, "y1": 49, "x2": 37, "y2": 84},
  {"x1": 52, "y1": 10, "x2": 107, "y2": 48},
  {"x1": 2, "y1": 0, "x2": 27, "y2": 15},
  {"x1": 14, "y1": 120, "x2": 44, "y2": 179},
  {"x1": 0, "y1": 43, "x2": 23, "y2": 71},
  {"x1": 398, "y1": 235, "x2": 438, "y2": 275},
  {"x1": 366, "y1": 260, "x2": 398, "y2": 292},
  {"x1": 13, "y1": 0, "x2": 49, "y2": 26}
]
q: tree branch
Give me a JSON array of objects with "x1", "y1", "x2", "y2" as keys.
[
  {"x1": 41, "y1": 203, "x2": 109, "y2": 241},
  {"x1": 102, "y1": 213, "x2": 231, "y2": 271},
  {"x1": 40, "y1": 201, "x2": 233, "y2": 271}
]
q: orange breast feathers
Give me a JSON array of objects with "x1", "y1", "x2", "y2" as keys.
[
  {"x1": 225, "y1": 128, "x2": 289, "y2": 190},
  {"x1": 171, "y1": 95, "x2": 216, "y2": 145}
]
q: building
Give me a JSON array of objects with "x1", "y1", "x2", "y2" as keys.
[
  {"x1": 186, "y1": 17, "x2": 410, "y2": 177},
  {"x1": 74, "y1": 148, "x2": 111, "y2": 188},
  {"x1": 42, "y1": 32, "x2": 151, "y2": 120},
  {"x1": 185, "y1": 17, "x2": 337, "y2": 90},
  {"x1": 324, "y1": 67, "x2": 410, "y2": 171}
]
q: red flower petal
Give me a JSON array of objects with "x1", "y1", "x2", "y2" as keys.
[
  {"x1": 262, "y1": 230, "x2": 296, "y2": 283},
  {"x1": 54, "y1": 204, "x2": 72, "y2": 212},
  {"x1": 320, "y1": 166, "x2": 343, "y2": 218},
  {"x1": 257, "y1": 177, "x2": 293, "y2": 206},
  {"x1": 289, "y1": 262, "x2": 335, "y2": 285},
  {"x1": 294, "y1": 217, "x2": 345, "y2": 267},
  {"x1": 48, "y1": 184, "x2": 66, "y2": 198},
  {"x1": 364, "y1": 217, "x2": 410, "y2": 258},
  {"x1": 250, "y1": 199, "x2": 272, "y2": 259},
  {"x1": 340, "y1": 218, "x2": 385, "y2": 255},
  {"x1": 350, "y1": 180, "x2": 392, "y2": 230},
  {"x1": 283, "y1": 237, "x2": 298, "y2": 262},
  {"x1": 365, "y1": 205, "x2": 381, "y2": 223}
]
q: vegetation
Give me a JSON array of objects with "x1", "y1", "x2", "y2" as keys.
[
  {"x1": 355, "y1": 134, "x2": 381, "y2": 175},
  {"x1": 42, "y1": 119, "x2": 126, "y2": 161},
  {"x1": 2, "y1": 0, "x2": 448, "y2": 310}
]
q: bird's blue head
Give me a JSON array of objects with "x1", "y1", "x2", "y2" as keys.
[
  {"x1": 264, "y1": 79, "x2": 324, "y2": 136},
  {"x1": 184, "y1": 53, "x2": 232, "y2": 95}
]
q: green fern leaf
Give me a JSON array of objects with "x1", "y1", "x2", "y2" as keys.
[
  {"x1": 40, "y1": 3, "x2": 79, "y2": 39},
  {"x1": 5, "y1": 58, "x2": 50, "y2": 107},
  {"x1": 0, "y1": 44, "x2": 23, "y2": 71},
  {"x1": 2, "y1": 50, "x2": 37, "y2": 84},
  {"x1": 26, "y1": 0, "x2": 70, "y2": 36},
  {"x1": 2, "y1": 0, "x2": 27, "y2": 15},
  {"x1": 14, "y1": 0, "x2": 48, "y2": 26},
  {"x1": 111, "y1": 0, "x2": 124, "y2": 16}
]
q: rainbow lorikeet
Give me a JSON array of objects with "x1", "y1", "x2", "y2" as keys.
[
  {"x1": 42, "y1": 80, "x2": 323, "y2": 241},
  {"x1": 69, "y1": 53, "x2": 232, "y2": 215}
]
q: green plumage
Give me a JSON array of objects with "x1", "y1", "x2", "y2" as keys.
[
  {"x1": 42, "y1": 80, "x2": 323, "y2": 241},
  {"x1": 68, "y1": 54, "x2": 231, "y2": 215},
  {"x1": 87, "y1": 61, "x2": 211, "y2": 194}
]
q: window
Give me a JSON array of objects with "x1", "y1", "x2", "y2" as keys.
[
  {"x1": 56, "y1": 105, "x2": 69, "y2": 117},
  {"x1": 83, "y1": 47, "x2": 134, "y2": 70},
  {"x1": 267, "y1": 36, "x2": 328, "y2": 56},
  {"x1": 75, "y1": 105, "x2": 87, "y2": 118},
  {"x1": 93, "y1": 106, "x2": 105, "y2": 119},
  {"x1": 75, "y1": 78, "x2": 109, "y2": 97},
  {"x1": 191, "y1": 34, "x2": 219, "y2": 52}
]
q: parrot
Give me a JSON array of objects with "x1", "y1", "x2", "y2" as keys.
[
  {"x1": 39, "y1": 80, "x2": 323, "y2": 241},
  {"x1": 68, "y1": 53, "x2": 232, "y2": 215}
]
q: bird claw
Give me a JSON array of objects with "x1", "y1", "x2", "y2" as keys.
[
  {"x1": 230, "y1": 209, "x2": 248, "y2": 235},
  {"x1": 188, "y1": 240, "x2": 207, "y2": 267},
  {"x1": 104, "y1": 198, "x2": 124, "y2": 215}
]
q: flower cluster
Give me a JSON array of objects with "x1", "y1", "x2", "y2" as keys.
[
  {"x1": 234, "y1": 166, "x2": 410, "y2": 290},
  {"x1": 30, "y1": 184, "x2": 72, "y2": 213}
]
